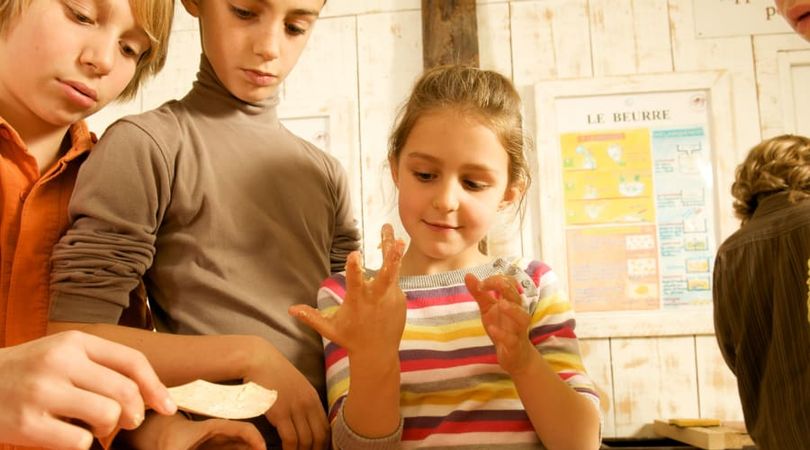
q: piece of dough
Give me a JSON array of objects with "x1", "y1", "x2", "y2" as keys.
[{"x1": 168, "y1": 380, "x2": 277, "y2": 419}]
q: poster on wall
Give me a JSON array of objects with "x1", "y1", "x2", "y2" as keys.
[{"x1": 554, "y1": 91, "x2": 717, "y2": 312}]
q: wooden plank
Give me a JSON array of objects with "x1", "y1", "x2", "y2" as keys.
[
  {"x1": 668, "y1": 0, "x2": 762, "y2": 164},
  {"x1": 653, "y1": 420, "x2": 754, "y2": 449},
  {"x1": 140, "y1": 29, "x2": 201, "y2": 111},
  {"x1": 589, "y1": 0, "x2": 673, "y2": 76},
  {"x1": 356, "y1": 11, "x2": 424, "y2": 267},
  {"x1": 580, "y1": 338, "x2": 617, "y2": 437},
  {"x1": 421, "y1": 0, "x2": 479, "y2": 68},
  {"x1": 510, "y1": 0, "x2": 593, "y2": 85},
  {"x1": 611, "y1": 337, "x2": 699, "y2": 437},
  {"x1": 694, "y1": 335, "x2": 745, "y2": 422},
  {"x1": 576, "y1": 311, "x2": 714, "y2": 338},
  {"x1": 476, "y1": 2, "x2": 512, "y2": 78},
  {"x1": 172, "y1": 0, "x2": 198, "y2": 32},
  {"x1": 753, "y1": 33, "x2": 810, "y2": 138},
  {"x1": 785, "y1": 53, "x2": 810, "y2": 137},
  {"x1": 280, "y1": 16, "x2": 363, "y2": 231},
  {"x1": 320, "y1": 0, "x2": 420, "y2": 18}
]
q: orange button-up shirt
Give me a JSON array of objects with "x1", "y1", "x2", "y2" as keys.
[
  {"x1": 0, "y1": 117, "x2": 95, "y2": 347},
  {"x1": 0, "y1": 118, "x2": 142, "y2": 450}
]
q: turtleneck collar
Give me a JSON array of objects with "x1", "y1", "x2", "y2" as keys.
[{"x1": 182, "y1": 54, "x2": 280, "y2": 120}]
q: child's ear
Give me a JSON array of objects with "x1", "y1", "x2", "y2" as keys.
[
  {"x1": 499, "y1": 182, "x2": 523, "y2": 210},
  {"x1": 181, "y1": 0, "x2": 201, "y2": 17}
]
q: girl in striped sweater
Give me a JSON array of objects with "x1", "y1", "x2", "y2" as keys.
[{"x1": 290, "y1": 65, "x2": 601, "y2": 450}]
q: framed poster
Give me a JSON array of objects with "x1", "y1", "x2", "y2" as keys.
[{"x1": 533, "y1": 72, "x2": 738, "y2": 337}]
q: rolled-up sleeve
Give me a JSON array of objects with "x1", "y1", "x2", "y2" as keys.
[{"x1": 50, "y1": 120, "x2": 173, "y2": 324}]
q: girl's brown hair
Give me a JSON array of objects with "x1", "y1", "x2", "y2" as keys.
[{"x1": 732, "y1": 134, "x2": 810, "y2": 223}]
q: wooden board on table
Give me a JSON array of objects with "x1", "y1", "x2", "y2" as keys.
[{"x1": 653, "y1": 419, "x2": 754, "y2": 449}]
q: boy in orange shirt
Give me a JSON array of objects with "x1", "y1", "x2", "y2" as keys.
[{"x1": 0, "y1": 0, "x2": 262, "y2": 448}]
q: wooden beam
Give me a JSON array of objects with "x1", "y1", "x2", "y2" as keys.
[{"x1": 421, "y1": 0, "x2": 479, "y2": 69}]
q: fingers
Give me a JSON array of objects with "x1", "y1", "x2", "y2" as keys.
[
  {"x1": 308, "y1": 405, "x2": 330, "y2": 450},
  {"x1": 464, "y1": 273, "x2": 497, "y2": 313},
  {"x1": 291, "y1": 412, "x2": 312, "y2": 449},
  {"x1": 47, "y1": 381, "x2": 124, "y2": 438},
  {"x1": 288, "y1": 305, "x2": 336, "y2": 343},
  {"x1": 69, "y1": 357, "x2": 145, "y2": 431},
  {"x1": 274, "y1": 417, "x2": 299, "y2": 450},
  {"x1": 80, "y1": 333, "x2": 176, "y2": 416},
  {"x1": 475, "y1": 275, "x2": 523, "y2": 304},
  {"x1": 19, "y1": 415, "x2": 94, "y2": 450},
  {"x1": 289, "y1": 399, "x2": 329, "y2": 450},
  {"x1": 376, "y1": 223, "x2": 404, "y2": 290},
  {"x1": 496, "y1": 299, "x2": 532, "y2": 329},
  {"x1": 344, "y1": 251, "x2": 365, "y2": 299}
]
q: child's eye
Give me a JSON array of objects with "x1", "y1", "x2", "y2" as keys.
[
  {"x1": 285, "y1": 22, "x2": 308, "y2": 36},
  {"x1": 67, "y1": 6, "x2": 95, "y2": 24},
  {"x1": 74, "y1": 11, "x2": 93, "y2": 23},
  {"x1": 119, "y1": 42, "x2": 141, "y2": 58},
  {"x1": 230, "y1": 5, "x2": 256, "y2": 20},
  {"x1": 413, "y1": 171, "x2": 435, "y2": 182},
  {"x1": 463, "y1": 180, "x2": 488, "y2": 191}
]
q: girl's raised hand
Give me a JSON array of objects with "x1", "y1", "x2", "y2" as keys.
[
  {"x1": 289, "y1": 224, "x2": 406, "y2": 360},
  {"x1": 464, "y1": 273, "x2": 535, "y2": 376}
]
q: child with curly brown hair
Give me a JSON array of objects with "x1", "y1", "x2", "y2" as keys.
[{"x1": 713, "y1": 134, "x2": 810, "y2": 450}]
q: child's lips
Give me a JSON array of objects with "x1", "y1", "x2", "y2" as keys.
[
  {"x1": 242, "y1": 68, "x2": 277, "y2": 86},
  {"x1": 423, "y1": 220, "x2": 458, "y2": 230},
  {"x1": 60, "y1": 79, "x2": 98, "y2": 101}
]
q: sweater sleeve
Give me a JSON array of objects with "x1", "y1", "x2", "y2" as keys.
[
  {"x1": 525, "y1": 260, "x2": 601, "y2": 410},
  {"x1": 49, "y1": 119, "x2": 173, "y2": 323},
  {"x1": 327, "y1": 159, "x2": 361, "y2": 274},
  {"x1": 317, "y1": 276, "x2": 403, "y2": 450}
]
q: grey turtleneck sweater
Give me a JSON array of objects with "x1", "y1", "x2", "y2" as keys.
[{"x1": 49, "y1": 56, "x2": 360, "y2": 395}]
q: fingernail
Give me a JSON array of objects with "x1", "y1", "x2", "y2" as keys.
[
  {"x1": 164, "y1": 397, "x2": 177, "y2": 414},
  {"x1": 132, "y1": 412, "x2": 144, "y2": 428}
]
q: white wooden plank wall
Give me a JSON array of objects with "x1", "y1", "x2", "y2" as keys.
[{"x1": 84, "y1": 0, "x2": 810, "y2": 439}]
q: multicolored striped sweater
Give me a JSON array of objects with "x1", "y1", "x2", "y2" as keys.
[{"x1": 318, "y1": 257, "x2": 600, "y2": 449}]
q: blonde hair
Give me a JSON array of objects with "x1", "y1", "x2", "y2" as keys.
[
  {"x1": 732, "y1": 134, "x2": 810, "y2": 223},
  {"x1": 389, "y1": 65, "x2": 531, "y2": 209},
  {"x1": 0, "y1": 0, "x2": 173, "y2": 100}
]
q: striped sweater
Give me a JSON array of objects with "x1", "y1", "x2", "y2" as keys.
[{"x1": 318, "y1": 257, "x2": 600, "y2": 449}]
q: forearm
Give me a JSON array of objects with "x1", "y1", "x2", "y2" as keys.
[
  {"x1": 512, "y1": 353, "x2": 601, "y2": 450},
  {"x1": 342, "y1": 352, "x2": 401, "y2": 438},
  {"x1": 47, "y1": 321, "x2": 272, "y2": 386}
]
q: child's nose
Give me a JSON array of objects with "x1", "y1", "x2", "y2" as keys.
[
  {"x1": 80, "y1": 37, "x2": 116, "y2": 75},
  {"x1": 253, "y1": 23, "x2": 282, "y2": 60},
  {"x1": 432, "y1": 184, "x2": 460, "y2": 212}
]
